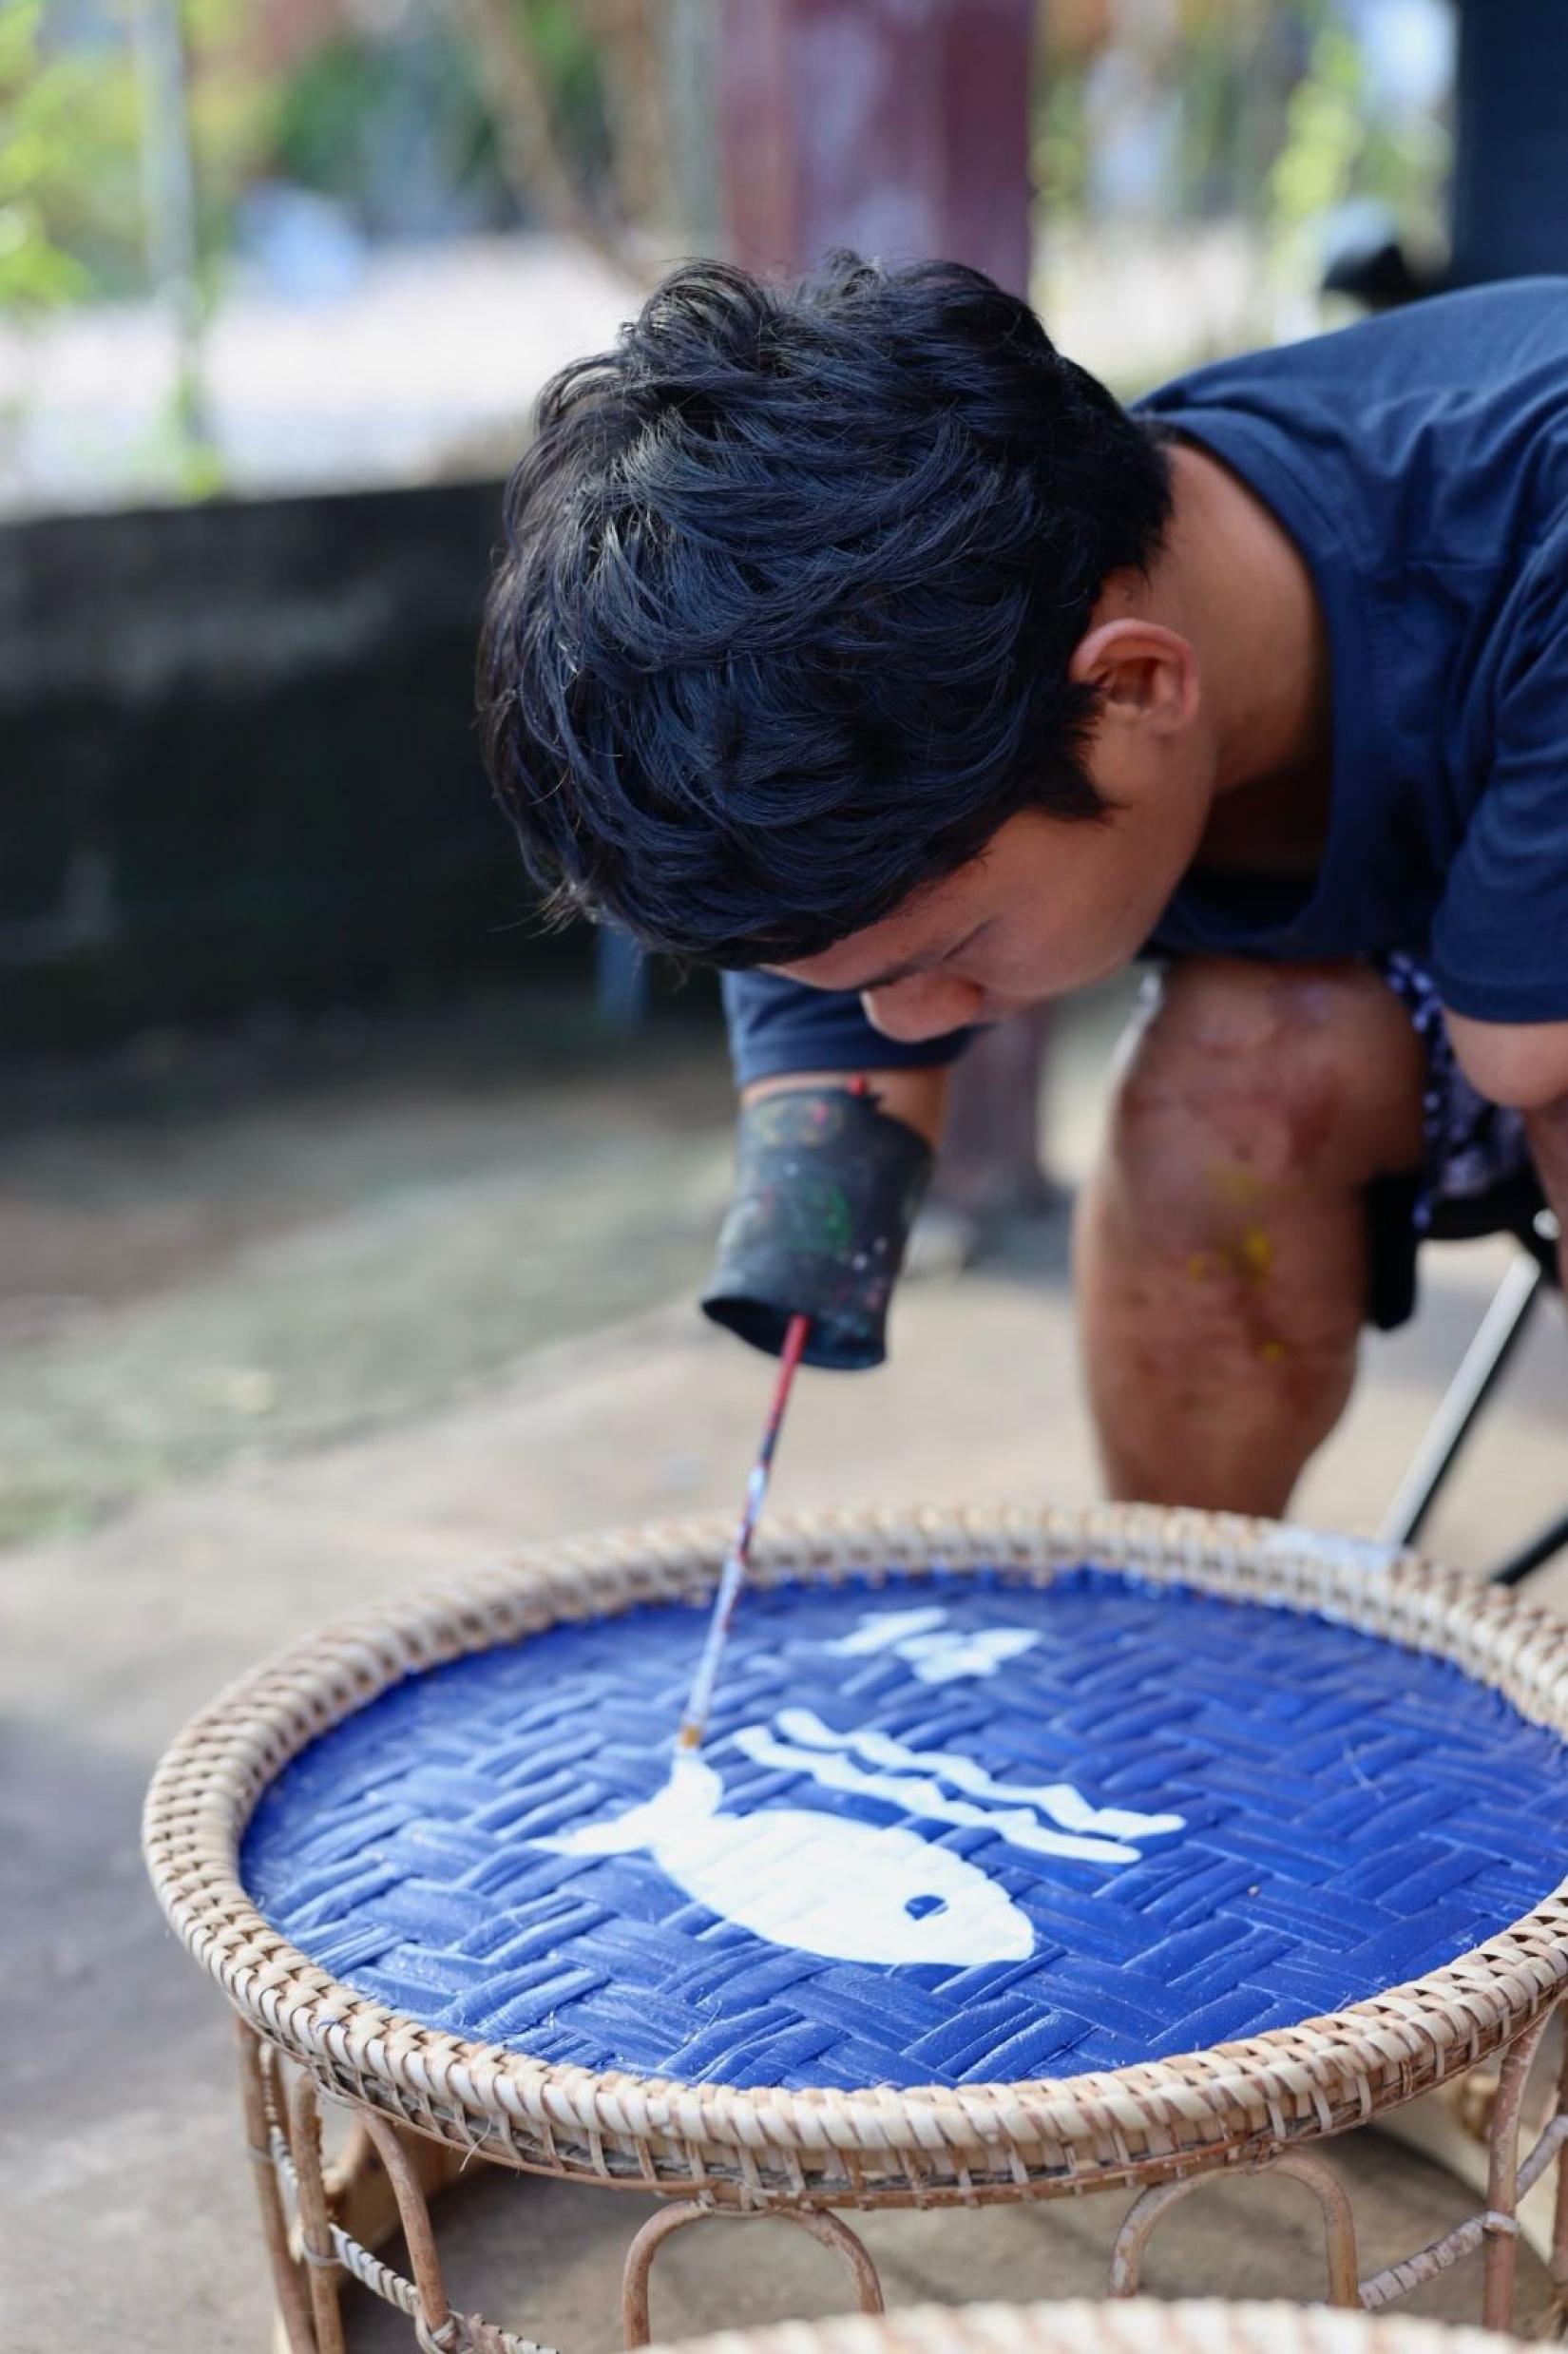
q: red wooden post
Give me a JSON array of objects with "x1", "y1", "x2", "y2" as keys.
[
  {"x1": 717, "y1": 0, "x2": 1034, "y2": 297},
  {"x1": 715, "y1": 0, "x2": 1059, "y2": 1221}
]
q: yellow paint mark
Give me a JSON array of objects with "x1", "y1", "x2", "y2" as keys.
[
  {"x1": 1236, "y1": 1225, "x2": 1274, "y2": 1283},
  {"x1": 1202, "y1": 1225, "x2": 1274, "y2": 1286},
  {"x1": 1258, "y1": 1339, "x2": 1288, "y2": 1365},
  {"x1": 1210, "y1": 1160, "x2": 1264, "y2": 1206}
]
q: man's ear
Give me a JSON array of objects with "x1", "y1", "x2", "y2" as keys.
[{"x1": 1069, "y1": 617, "x2": 1199, "y2": 737}]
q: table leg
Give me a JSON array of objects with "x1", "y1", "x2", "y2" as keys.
[
  {"x1": 356, "y1": 2111, "x2": 462, "y2": 2351},
  {"x1": 286, "y1": 2069, "x2": 349, "y2": 2354},
  {"x1": 621, "y1": 2201, "x2": 885, "y2": 2349},
  {"x1": 1535, "y1": 2024, "x2": 1563, "y2": 2316},
  {"x1": 1109, "y1": 2148, "x2": 1359, "y2": 2307},
  {"x1": 237, "y1": 2021, "x2": 317, "y2": 2354},
  {"x1": 322, "y1": 2115, "x2": 468, "y2": 2257},
  {"x1": 1482, "y1": 2009, "x2": 1551, "y2": 2331}
]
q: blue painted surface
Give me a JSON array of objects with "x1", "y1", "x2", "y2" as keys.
[{"x1": 242, "y1": 1570, "x2": 1568, "y2": 2090}]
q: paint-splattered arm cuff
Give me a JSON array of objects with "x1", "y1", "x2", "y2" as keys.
[{"x1": 700, "y1": 1087, "x2": 934, "y2": 1371}]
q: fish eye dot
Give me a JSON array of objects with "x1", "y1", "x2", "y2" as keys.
[{"x1": 905, "y1": 1893, "x2": 947, "y2": 1920}]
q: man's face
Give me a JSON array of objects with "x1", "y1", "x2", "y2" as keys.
[
  {"x1": 770, "y1": 767, "x2": 1210, "y2": 1044},
  {"x1": 769, "y1": 599, "x2": 1216, "y2": 1042}
]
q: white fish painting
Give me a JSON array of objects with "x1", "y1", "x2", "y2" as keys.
[
  {"x1": 537, "y1": 1604, "x2": 1187, "y2": 1968},
  {"x1": 539, "y1": 1752, "x2": 1035, "y2": 1965},
  {"x1": 737, "y1": 1709, "x2": 1185, "y2": 1866},
  {"x1": 824, "y1": 1605, "x2": 1042, "y2": 1685}
]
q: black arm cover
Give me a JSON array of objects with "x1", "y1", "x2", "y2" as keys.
[{"x1": 700, "y1": 1087, "x2": 934, "y2": 1370}]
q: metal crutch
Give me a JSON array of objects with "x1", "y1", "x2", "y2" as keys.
[{"x1": 1377, "y1": 1211, "x2": 1564, "y2": 1583}]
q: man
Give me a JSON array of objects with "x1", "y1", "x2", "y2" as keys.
[{"x1": 479, "y1": 252, "x2": 1568, "y2": 1515}]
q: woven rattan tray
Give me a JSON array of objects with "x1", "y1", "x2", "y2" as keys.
[{"x1": 144, "y1": 1503, "x2": 1568, "y2": 2209}]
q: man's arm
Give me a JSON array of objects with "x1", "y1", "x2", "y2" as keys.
[
  {"x1": 705, "y1": 974, "x2": 969, "y2": 1368},
  {"x1": 1445, "y1": 1014, "x2": 1568, "y2": 1115},
  {"x1": 1523, "y1": 1095, "x2": 1568, "y2": 1279},
  {"x1": 1428, "y1": 586, "x2": 1568, "y2": 1284},
  {"x1": 702, "y1": 1068, "x2": 950, "y2": 1369},
  {"x1": 1428, "y1": 597, "x2": 1568, "y2": 1108},
  {"x1": 1446, "y1": 1012, "x2": 1568, "y2": 1287},
  {"x1": 742, "y1": 1063, "x2": 950, "y2": 1147}
]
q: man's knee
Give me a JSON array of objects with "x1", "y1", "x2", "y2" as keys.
[
  {"x1": 1106, "y1": 958, "x2": 1424, "y2": 1214},
  {"x1": 1079, "y1": 960, "x2": 1392, "y2": 1503}
]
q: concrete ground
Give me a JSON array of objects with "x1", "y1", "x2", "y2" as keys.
[{"x1": 3, "y1": 990, "x2": 1566, "y2": 2352}]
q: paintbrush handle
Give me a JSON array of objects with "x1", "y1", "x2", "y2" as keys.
[{"x1": 677, "y1": 1311, "x2": 811, "y2": 1750}]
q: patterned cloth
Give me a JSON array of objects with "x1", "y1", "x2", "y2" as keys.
[
  {"x1": 1379, "y1": 953, "x2": 1534, "y2": 1233},
  {"x1": 1365, "y1": 954, "x2": 1552, "y2": 1330}
]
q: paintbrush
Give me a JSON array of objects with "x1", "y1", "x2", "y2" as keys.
[{"x1": 676, "y1": 1308, "x2": 812, "y2": 1753}]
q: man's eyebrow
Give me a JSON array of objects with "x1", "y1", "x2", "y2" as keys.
[
  {"x1": 854, "y1": 919, "x2": 986, "y2": 995},
  {"x1": 852, "y1": 950, "x2": 928, "y2": 992}
]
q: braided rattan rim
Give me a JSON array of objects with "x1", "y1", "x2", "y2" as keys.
[
  {"x1": 143, "y1": 1503, "x2": 1568, "y2": 2206},
  {"x1": 646, "y1": 2298, "x2": 1525, "y2": 2354}
]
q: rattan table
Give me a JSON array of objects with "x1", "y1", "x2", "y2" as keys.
[{"x1": 143, "y1": 1504, "x2": 1568, "y2": 2352}]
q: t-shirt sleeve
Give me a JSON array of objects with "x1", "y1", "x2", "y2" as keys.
[
  {"x1": 1429, "y1": 577, "x2": 1568, "y2": 1025},
  {"x1": 721, "y1": 970, "x2": 976, "y2": 1087}
]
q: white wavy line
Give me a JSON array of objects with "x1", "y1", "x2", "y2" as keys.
[
  {"x1": 736, "y1": 1723, "x2": 1146, "y2": 1866},
  {"x1": 773, "y1": 1708, "x2": 1185, "y2": 1842},
  {"x1": 823, "y1": 1609, "x2": 1041, "y2": 1685},
  {"x1": 824, "y1": 1607, "x2": 946, "y2": 1655}
]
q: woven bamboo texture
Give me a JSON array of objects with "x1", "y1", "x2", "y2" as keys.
[
  {"x1": 645, "y1": 2300, "x2": 1527, "y2": 2354},
  {"x1": 143, "y1": 1503, "x2": 1568, "y2": 2208}
]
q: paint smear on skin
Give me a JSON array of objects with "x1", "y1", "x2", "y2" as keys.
[
  {"x1": 1188, "y1": 1228, "x2": 1274, "y2": 1287},
  {"x1": 1234, "y1": 1225, "x2": 1274, "y2": 1283},
  {"x1": 540, "y1": 1749, "x2": 1036, "y2": 1964},
  {"x1": 1211, "y1": 1160, "x2": 1265, "y2": 1206}
]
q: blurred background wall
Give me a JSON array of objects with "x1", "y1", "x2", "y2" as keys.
[{"x1": 5, "y1": 0, "x2": 1531, "y2": 1057}]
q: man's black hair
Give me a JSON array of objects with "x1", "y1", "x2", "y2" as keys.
[{"x1": 478, "y1": 250, "x2": 1172, "y2": 967}]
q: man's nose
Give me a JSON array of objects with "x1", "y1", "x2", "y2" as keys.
[{"x1": 861, "y1": 972, "x2": 985, "y2": 1043}]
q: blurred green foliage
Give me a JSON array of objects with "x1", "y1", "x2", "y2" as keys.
[
  {"x1": 1033, "y1": 65, "x2": 1090, "y2": 218},
  {"x1": 270, "y1": 0, "x2": 620, "y2": 237},
  {"x1": 1035, "y1": 0, "x2": 1450, "y2": 258},
  {"x1": 3, "y1": 0, "x2": 274, "y2": 304},
  {"x1": 1270, "y1": 18, "x2": 1366, "y2": 223},
  {"x1": 7, "y1": 0, "x2": 624, "y2": 307},
  {"x1": 518, "y1": 0, "x2": 614, "y2": 190},
  {"x1": 0, "y1": 0, "x2": 96, "y2": 314},
  {"x1": 1268, "y1": 14, "x2": 1450, "y2": 248},
  {"x1": 16, "y1": 29, "x2": 144, "y2": 297},
  {"x1": 14, "y1": 0, "x2": 1452, "y2": 320},
  {"x1": 272, "y1": 26, "x2": 502, "y2": 235},
  {"x1": 185, "y1": 0, "x2": 278, "y2": 257}
]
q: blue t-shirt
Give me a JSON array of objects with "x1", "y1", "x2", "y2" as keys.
[{"x1": 725, "y1": 279, "x2": 1568, "y2": 1086}]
